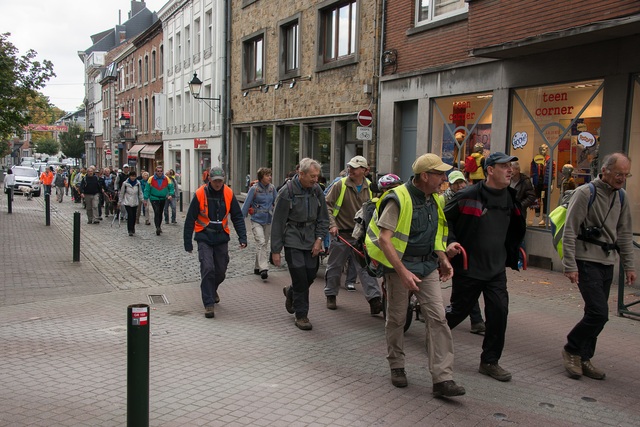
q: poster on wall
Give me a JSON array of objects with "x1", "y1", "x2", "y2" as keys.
[
  {"x1": 468, "y1": 124, "x2": 492, "y2": 156},
  {"x1": 442, "y1": 124, "x2": 456, "y2": 166}
]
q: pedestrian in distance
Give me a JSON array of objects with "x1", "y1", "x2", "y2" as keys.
[
  {"x1": 118, "y1": 170, "x2": 144, "y2": 236},
  {"x1": 40, "y1": 166, "x2": 54, "y2": 196},
  {"x1": 144, "y1": 165, "x2": 174, "y2": 236},
  {"x1": 139, "y1": 170, "x2": 151, "y2": 225},
  {"x1": 241, "y1": 167, "x2": 277, "y2": 280},
  {"x1": 365, "y1": 154, "x2": 466, "y2": 397},
  {"x1": 271, "y1": 158, "x2": 329, "y2": 331},
  {"x1": 324, "y1": 155, "x2": 383, "y2": 315},
  {"x1": 183, "y1": 167, "x2": 247, "y2": 319},
  {"x1": 561, "y1": 152, "x2": 636, "y2": 380},
  {"x1": 441, "y1": 170, "x2": 486, "y2": 335},
  {"x1": 4, "y1": 168, "x2": 15, "y2": 201},
  {"x1": 163, "y1": 169, "x2": 179, "y2": 224},
  {"x1": 80, "y1": 166, "x2": 102, "y2": 224},
  {"x1": 444, "y1": 152, "x2": 526, "y2": 382},
  {"x1": 53, "y1": 167, "x2": 66, "y2": 203}
]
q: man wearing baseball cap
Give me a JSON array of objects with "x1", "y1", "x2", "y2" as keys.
[
  {"x1": 365, "y1": 153, "x2": 466, "y2": 397},
  {"x1": 444, "y1": 152, "x2": 526, "y2": 382},
  {"x1": 184, "y1": 166, "x2": 247, "y2": 319}
]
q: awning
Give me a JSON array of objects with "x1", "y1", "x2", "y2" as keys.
[
  {"x1": 128, "y1": 144, "x2": 146, "y2": 158},
  {"x1": 140, "y1": 144, "x2": 162, "y2": 159}
]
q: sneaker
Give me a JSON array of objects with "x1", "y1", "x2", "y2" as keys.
[
  {"x1": 145, "y1": 220, "x2": 150, "y2": 225},
  {"x1": 562, "y1": 349, "x2": 583, "y2": 379},
  {"x1": 581, "y1": 360, "x2": 605, "y2": 380},
  {"x1": 283, "y1": 287, "x2": 294, "y2": 314},
  {"x1": 295, "y1": 317, "x2": 312, "y2": 330},
  {"x1": 369, "y1": 297, "x2": 383, "y2": 315},
  {"x1": 479, "y1": 362, "x2": 512, "y2": 382},
  {"x1": 432, "y1": 380, "x2": 466, "y2": 397},
  {"x1": 345, "y1": 282, "x2": 356, "y2": 292},
  {"x1": 156, "y1": 228, "x2": 161, "y2": 235},
  {"x1": 128, "y1": 232, "x2": 134, "y2": 236},
  {"x1": 204, "y1": 306, "x2": 215, "y2": 318},
  {"x1": 390, "y1": 368, "x2": 408, "y2": 388},
  {"x1": 326, "y1": 295, "x2": 337, "y2": 310},
  {"x1": 470, "y1": 321, "x2": 486, "y2": 334},
  {"x1": 171, "y1": 220, "x2": 177, "y2": 224},
  {"x1": 260, "y1": 270, "x2": 268, "y2": 280},
  {"x1": 215, "y1": 292, "x2": 220, "y2": 304}
]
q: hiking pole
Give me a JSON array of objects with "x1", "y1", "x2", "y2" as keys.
[
  {"x1": 458, "y1": 246, "x2": 468, "y2": 270},
  {"x1": 337, "y1": 234, "x2": 366, "y2": 259}
]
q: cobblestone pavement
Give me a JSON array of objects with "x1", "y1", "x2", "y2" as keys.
[{"x1": 1, "y1": 193, "x2": 639, "y2": 426}]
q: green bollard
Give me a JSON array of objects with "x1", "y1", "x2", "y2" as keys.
[
  {"x1": 127, "y1": 304, "x2": 149, "y2": 427},
  {"x1": 73, "y1": 212, "x2": 80, "y2": 262},
  {"x1": 45, "y1": 193, "x2": 50, "y2": 226}
]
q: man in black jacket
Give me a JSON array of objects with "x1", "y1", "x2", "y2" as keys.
[
  {"x1": 80, "y1": 166, "x2": 102, "y2": 224},
  {"x1": 444, "y1": 152, "x2": 526, "y2": 382}
]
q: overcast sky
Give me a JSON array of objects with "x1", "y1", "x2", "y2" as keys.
[{"x1": 0, "y1": 0, "x2": 166, "y2": 114}]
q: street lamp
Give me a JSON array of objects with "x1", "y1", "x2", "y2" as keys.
[{"x1": 188, "y1": 73, "x2": 221, "y2": 111}]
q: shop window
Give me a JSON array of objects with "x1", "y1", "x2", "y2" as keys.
[
  {"x1": 242, "y1": 32, "x2": 264, "y2": 87},
  {"x1": 416, "y1": 0, "x2": 467, "y2": 25},
  {"x1": 310, "y1": 127, "x2": 332, "y2": 179},
  {"x1": 431, "y1": 92, "x2": 494, "y2": 169},
  {"x1": 509, "y1": 80, "x2": 604, "y2": 228},
  {"x1": 281, "y1": 126, "x2": 300, "y2": 179},
  {"x1": 317, "y1": 0, "x2": 357, "y2": 70},
  {"x1": 238, "y1": 129, "x2": 251, "y2": 192},
  {"x1": 627, "y1": 75, "x2": 640, "y2": 243}
]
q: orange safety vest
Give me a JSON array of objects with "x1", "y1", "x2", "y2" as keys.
[
  {"x1": 194, "y1": 184, "x2": 233, "y2": 234},
  {"x1": 40, "y1": 171, "x2": 54, "y2": 185}
]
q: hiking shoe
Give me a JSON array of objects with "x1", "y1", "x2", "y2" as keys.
[
  {"x1": 433, "y1": 380, "x2": 466, "y2": 397},
  {"x1": 156, "y1": 228, "x2": 161, "y2": 235},
  {"x1": 562, "y1": 349, "x2": 583, "y2": 379},
  {"x1": 345, "y1": 282, "x2": 356, "y2": 292},
  {"x1": 470, "y1": 321, "x2": 486, "y2": 334},
  {"x1": 369, "y1": 297, "x2": 383, "y2": 315},
  {"x1": 204, "y1": 306, "x2": 215, "y2": 318},
  {"x1": 283, "y1": 287, "x2": 294, "y2": 314},
  {"x1": 295, "y1": 317, "x2": 312, "y2": 330},
  {"x1": 581, "y1": 359, "x2": 605, "y2": 380},
  {"x1": 254, "y1": 269, "x2": 261, "y2": 275},
  {"x1": 260, "y1": 270, "x2": 268, "y2": 280},
  {"x1": 215, "y1": 292, "x2": 220, "y2": 304},
  {"x1": 390, "y1": 368, "x2": 408, "y2": 388},
  {"x1": 479, "y1": 362, "x2": 512, "y2": 382},
  {"x1": 326, "y1": 295, "x2": 337, "y2": 310},
  {"x1": 145, "y1": 220, "x2": 150, "y2": 225}
]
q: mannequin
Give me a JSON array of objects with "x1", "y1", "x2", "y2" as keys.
[
  {"x1": 530, "y1": 144, "x2": 555, "y2": 225},
  {"x1": 465, "y1": 143, "x2": 486, "y2": 183},
  {"x1": 560, "y1": 164, "x2": 575, "y2": 198}
]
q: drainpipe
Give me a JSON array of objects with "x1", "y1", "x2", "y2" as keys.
[
  {"x1": 376, "y1": 0, "x2": 387, "y2": 174},
  {"x1": 223, "y1": 0, "x2": 231, "y2": 178}
]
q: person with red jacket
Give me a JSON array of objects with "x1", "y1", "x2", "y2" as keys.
[{"x1": 40, "y1": 166, "x2": 55, "y2": 196}]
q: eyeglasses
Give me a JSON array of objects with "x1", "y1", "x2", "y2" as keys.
[{"x1": 608, "y1": 170, "x2": 632, "y2": 179}]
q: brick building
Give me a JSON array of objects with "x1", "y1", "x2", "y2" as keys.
[{"x1": 378, "y1": 0, "x2": 640, "y2": 271}]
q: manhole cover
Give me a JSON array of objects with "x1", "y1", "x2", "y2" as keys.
[{"x1": 148, "y1": 294, "x2": 169, "y2": 304}]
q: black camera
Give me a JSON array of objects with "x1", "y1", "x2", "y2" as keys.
[{"x1": 582, "y1": 226, "x2": 602, "y2": 239}]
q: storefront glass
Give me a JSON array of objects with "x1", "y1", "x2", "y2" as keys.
[
  {"x1": 197, "y1": 149, "x2": 211, "y2": 184},
  {"x1": 431, "y1": 92, "x2": 494, "y2": 168},
  {"x1": 310, "y1": 127, "x2": 331, "y2": 179},
  {"x1": 239, "y1": 130, "x2": 251, "y2": 192},
  {"x1": 627, "y1": 76, "x2": 640, "y2": 243},
  {"x1": 510, "y1": 80, "x2": 603, "y2": 227},
  {"x1": 282, "y1": 125, "x2": 300, "y2": 177}
]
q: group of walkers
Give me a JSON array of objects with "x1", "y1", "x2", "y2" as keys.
[{"x1": 183, "y1": 150, "x2": 635, "y2": 399}]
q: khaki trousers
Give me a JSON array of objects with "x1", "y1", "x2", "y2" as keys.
[{"x1": 385, "y1": 269, "x2": 454, "y2": 383}]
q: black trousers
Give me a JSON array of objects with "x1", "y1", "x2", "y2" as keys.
[
  {"x1": 151, "y1": 199, "x2": 166, "y2": 230},
  {"x1": 125, "y1": 205, "x2": 137, "y2": 234},
  {"x1": 447, "y1": 272, "x2": 509, "y2": 364},
  {"x1": 284, "y1": 247, "x2": 319, "y2": 319},
  {"x1": 565, "y1": 260, "x2": 613, "y2": 360}
]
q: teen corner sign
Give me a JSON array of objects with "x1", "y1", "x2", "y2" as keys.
[{"x1": 357, "y1": 109, "x2": 373, "y2": 141}]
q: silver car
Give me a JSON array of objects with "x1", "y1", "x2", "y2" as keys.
[{"x1": 7, "y1": 166, "x2": 41, "y2": 197}]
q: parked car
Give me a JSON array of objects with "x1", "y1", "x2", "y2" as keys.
[{"x1": 8, "y1": 166, "x2": 41, "y2": 196}]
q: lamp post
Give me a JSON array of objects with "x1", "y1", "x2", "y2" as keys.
[
  {"x1": 84, "y1": 124, "x2": 95, "y2": 167},
  {"x1": 188, "y1": 73, "x2": 221, "y2": 111}
]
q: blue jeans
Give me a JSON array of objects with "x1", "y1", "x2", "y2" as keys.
[
  {"x1": 565, "y1": 260, "x2": 613, "y2": 360},
  {"x1": 164, "y1": 196, "x2": 176, "y2": 222},
  {"x1": 197, "y1": 241, "x2": 229, "y2": 307}
]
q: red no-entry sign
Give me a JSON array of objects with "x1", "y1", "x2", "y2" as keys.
[{"x1": 357, "y1": 109, "x2": 373, "y2": 127}]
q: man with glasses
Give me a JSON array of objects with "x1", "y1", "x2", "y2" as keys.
[
  {"x1": 561, "y1": 152, "x2": 635, "y2": 380},
  {"x1": 366, "y1": 153, "x2": 465, "y2": 396},
  {"x1": 444, "y1": 152, "x2": 526, "y2": 382},
  {"x1": 324, "y1": 155, "x2": 383, "y2": 315},
  {"x1": 144, "y1": 165, "x2": 174, "y2": 235}
]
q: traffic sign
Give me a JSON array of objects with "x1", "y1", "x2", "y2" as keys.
[
  {"x1": 357, "y1": 126, "x2": 372, "y2": 141},
  {"x1": 105, "y1": 149, "x2": 111, "y2": 155},
  {"x1": 357, "y1": 109, "x2": 373, "y2": 127}
]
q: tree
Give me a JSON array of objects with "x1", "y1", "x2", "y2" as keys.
[
  {"x1": 0, "y1": 32, "x2": 56, "y2": 140},
  {"x1": 59, "y1": 123, "x2": 85, "y2": 160},
  {"x1": 34, "y1": 138, "x2": 59, "y2": 156}
]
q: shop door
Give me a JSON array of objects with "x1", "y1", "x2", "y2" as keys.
[{"x1": 399, "y1": 101, "x2": 418, "y2": 182}]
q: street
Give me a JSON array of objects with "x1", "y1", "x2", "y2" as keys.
[{"x1": 1, "y1": 193, "x2": 639, "y2": 427}]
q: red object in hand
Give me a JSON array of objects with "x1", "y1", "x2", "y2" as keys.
[
  {"x1": 459, "y1": 246, "x2": 468, "y2": 270},
  {"x1": 248, "y1": 207, "x2": 255, "y2": 215}
]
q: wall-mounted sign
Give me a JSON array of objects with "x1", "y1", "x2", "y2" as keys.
[
  {"x1": 194, "y1": 138, "x2": 208, "y2": 149},
  {"x1": 577, "y1": 131, "x2": 596, "y2": 147},
  {"x1": 512, "y1": 131, "x2": 528, "y2": 149}
]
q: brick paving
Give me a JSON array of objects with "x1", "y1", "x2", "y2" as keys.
[{"x1": 1, "y1": 193, "x2": 639, "y2": 426}]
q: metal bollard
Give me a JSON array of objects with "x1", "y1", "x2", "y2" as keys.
[
  {"x1": 7, "y1": 189, "x2": 12, "y2": 214},
  {"x1": 179, "y1": 190, "x2": 183, "y2": 212},
  {"x1": 45, "y1": 193, "x2": 50, "y2": 226},
  {"x1": 127, "y1": 304, "x2": 150, "y2": 427},
  {"x1": 73, "y1": 212, "x2": 80, "y2": 262}
]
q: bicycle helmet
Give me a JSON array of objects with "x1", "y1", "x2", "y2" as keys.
[{"x1": 378, "y1": 173, "x2": 403, "y2": 189}]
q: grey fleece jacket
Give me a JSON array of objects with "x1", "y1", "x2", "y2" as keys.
[{"x1": 562, "y1": 177, "x2": 634, "y2": 273}]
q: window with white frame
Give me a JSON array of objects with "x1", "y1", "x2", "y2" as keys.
[
  {"x1": 176, "y1": 32, "x2": 182, "y2": 66},
  {"x1": 195, "y1": 18, "x2": 201, "y2": 54},
  {"x1": 152, "y1": 51, "x2": 156, "y2": 78},
  {"x1": 319, "y1": 0, "x2": 357, "y2": 64},
  {"x1": 159, "y1": 45, "x2": 163, "y2": 75},
  {"x1": 205, "y1": 11, "x2": 213, "y2": 51},
  {"x1": 168, "y1": 38, "x2": 174, "y2": 69},
  {"x1": 185, "y1": 25, "x2": 191, "y2": 60},
  {"x1": 144, "y1": 55, "x2": 149, "y2": 82},
  {"x1": 416, "y1": 0, "x2": 467, "y2": 25},
  {"x1": 138, "y1": 59, "x2": 142, "y2": 85},
  {"x1": 242, "y1": 32, "x2": 264, "y2": 87},
  {"x1": 280, "y1": 17, "x2": 300, "y2": 78}
]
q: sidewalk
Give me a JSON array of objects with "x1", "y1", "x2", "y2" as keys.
[{"x1": 1, "y1": 194, "x2": 639, "y2": 426}]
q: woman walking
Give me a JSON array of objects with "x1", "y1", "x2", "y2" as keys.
[{"x1": 118, "y1": 170, "x2": 144, "y2": 236}]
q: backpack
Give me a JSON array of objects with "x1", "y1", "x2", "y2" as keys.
[
  {"x1": 549, "y1": 183, "x2": 625, "y2": 259},
  {"x1": 464, "y1": 155, "x2": 479, "y2": 173},
  {"x1": 352, "y1": 198, "x2": 385, "y2": 278}
]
